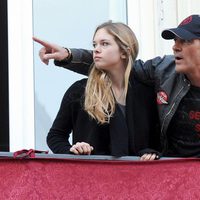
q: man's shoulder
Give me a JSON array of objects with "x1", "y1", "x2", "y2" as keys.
[
  {"x1": 149, "y1": 55, "x2": 175, "y2": 67},
  {"x1": 135, "y1": 55, "x2": 175, "y2": 68}
]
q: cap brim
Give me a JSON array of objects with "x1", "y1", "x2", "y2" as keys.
[{"x1": 161, "y1": 28, "x2": 196, "y2": 40}]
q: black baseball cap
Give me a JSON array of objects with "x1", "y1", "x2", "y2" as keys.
[{"x1": 161, "y1": 14, "x2": 200, "y2": 40}]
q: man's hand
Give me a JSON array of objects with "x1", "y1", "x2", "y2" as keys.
[
  {"x1": 70, "y1": 142, "x2": 94, "y2": 155},
  {"x1": 33, "y1": 36, "x2": 69, "y2": 65}
]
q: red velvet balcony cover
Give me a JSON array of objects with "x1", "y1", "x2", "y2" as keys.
[{"x1": 0, "y1": 157, "x2": 199, "y2": 199}]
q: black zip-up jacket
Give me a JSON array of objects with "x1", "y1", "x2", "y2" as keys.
[{"x1": 54, "y1": 49, "x2": 191, "y2": 155}]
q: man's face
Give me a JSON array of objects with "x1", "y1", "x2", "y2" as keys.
[{"x1": 173, "y1": 38, "x2": 200, "y2": 76}]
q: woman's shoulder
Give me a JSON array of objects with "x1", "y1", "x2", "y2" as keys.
[
  {"x1": 68, "y1": 78, "x2": 87, "y2": 89},
  {"x1": 63, "y1": 78, "x2": 87, "y2": 102},
  {"x1": 67, "y1": 78, "x2": 87, "y2": 93}
]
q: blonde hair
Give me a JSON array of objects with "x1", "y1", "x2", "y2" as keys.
[{"x1": 84, "y1": 22, "x2": 139, "y2": 124}]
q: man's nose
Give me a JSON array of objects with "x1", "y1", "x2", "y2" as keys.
[{"x1": 173, "y1": 40, "x2": 182, "y2": 52}]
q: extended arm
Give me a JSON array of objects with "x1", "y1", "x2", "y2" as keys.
[
  {"x1": 33, "y1": 37, "x2": 92, "y2": 76},
  {"x1": 33, "y1": 37, "x2": 174, "y2": 84},
  {"x1": 54, "y1": 48, "x2": 93, "y2": 76}
]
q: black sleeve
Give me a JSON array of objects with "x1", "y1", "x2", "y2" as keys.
[
  {"x1": 47, "y1": 79, "x2": 86, "y2": 154},
  {"x1": 133, "y1": 58, "x2": 158, "y2": 85},
  {"x1": 54, "y1": 48, "x2": 93, "y2": 76},
  {"x1": 133, "y1": 55, "x2": 173, "y2": 85}
]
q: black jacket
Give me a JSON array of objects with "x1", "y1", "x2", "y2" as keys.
[{"x1": 47, "y1": 71, "x2": 160, "y2": 156}]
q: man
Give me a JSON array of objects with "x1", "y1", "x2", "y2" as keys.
[{"x1": 34, "y1": 14, "x2": 200, "y2": 157}]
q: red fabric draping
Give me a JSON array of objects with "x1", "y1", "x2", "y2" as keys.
[{"x1": 0, "y1": 158, "x2": 199, "y2": 200}]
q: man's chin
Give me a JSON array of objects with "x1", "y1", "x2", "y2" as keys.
[{"x1": 175, "y1": 64, "x2": 186, "y2": 73}]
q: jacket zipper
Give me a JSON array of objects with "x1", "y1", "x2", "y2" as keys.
[
  {"x1": 161, "y1": 85, "x2": 185, "y2": 134},
  {"x1": 160, "y1": 85, "x2": 186, "y2": 154}
]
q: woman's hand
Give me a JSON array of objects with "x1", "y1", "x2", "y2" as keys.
[
  {"x1": 70, "y1": 142, "x2": 94, "y2": 155},
  {"x1": 33, "y1": 36, "x2": 69, "y2": 65},
  {"x1": 140, "y1": 153, "x2": 159, "y2": 161}
]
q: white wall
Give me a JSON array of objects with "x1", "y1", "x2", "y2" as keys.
[
  {"x1": 8, "y1": 0, "x2": 35, "y2": 151},
  {"x1": 127, "y1": 0, "x2": 200, "y2": 60}
]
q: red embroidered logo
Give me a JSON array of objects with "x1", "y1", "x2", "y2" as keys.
[
  {"x1": 157, "y1": 91, "x2": 168, "y2": 105},
  {"x1": 189, "y1": 110, "x2": 200, "y2": 137},
  {"x1": 179, "y1": 16, "x2": 192, "y2": 26}
]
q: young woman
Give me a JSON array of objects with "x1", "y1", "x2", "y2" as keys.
[{"x1": 34, "y1": 22, "x2": 160, "y2": 160}]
